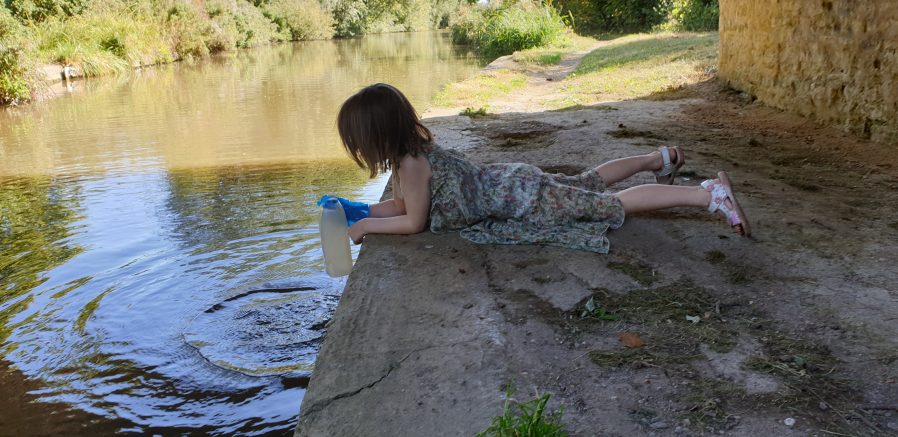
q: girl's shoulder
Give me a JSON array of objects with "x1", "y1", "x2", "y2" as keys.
[{"x1": 397, "y1": 153, "x2": 432, "y2": 176}]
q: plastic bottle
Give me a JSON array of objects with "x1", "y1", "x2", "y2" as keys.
[{"x1": 319, "y1": 198, "x2": 353, "y2": 277}]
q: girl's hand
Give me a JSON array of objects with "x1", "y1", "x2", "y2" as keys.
[{"x1": 348, "y1": 220, "x2": 366, "y2": 244}]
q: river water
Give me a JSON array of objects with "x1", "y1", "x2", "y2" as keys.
[{"x1": 0, "y1": 31, "x2": 481, "y2": 435}]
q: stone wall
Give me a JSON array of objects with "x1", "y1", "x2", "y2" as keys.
[{"x1": 719, "y1": 0, "x2": 898, "y2": 144}]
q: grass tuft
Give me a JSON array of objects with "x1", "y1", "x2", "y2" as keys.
[
  {"x1": 477, "y1": 390, "x2": 568, "y2": 437},
  {"x1": 461, "y1": 106, "x2": 490, "y2": 117}
]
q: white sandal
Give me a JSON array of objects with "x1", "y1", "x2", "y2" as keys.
[
  {"x1": 654, "y1": 146, "x2": 685, "y2": 185},
  {"x1": 702, "y1": 171, "x2": 751, "y2": 237}
]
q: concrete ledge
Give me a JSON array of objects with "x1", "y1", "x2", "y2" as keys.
[{"x1": 295, "y1": 233, "x2": 507, "y2": 436}]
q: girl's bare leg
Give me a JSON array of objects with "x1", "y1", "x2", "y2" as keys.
[
  {"x1": 614, "y1": 184, "x2": 709, "y2": 214},
  {"x1": 596, "y1": 149, "x2": 677, "y2": 186}
]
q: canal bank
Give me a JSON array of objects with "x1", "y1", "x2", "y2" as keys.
[{"x1": 295, "y1": 45, "x2": 898, "y2": 435}]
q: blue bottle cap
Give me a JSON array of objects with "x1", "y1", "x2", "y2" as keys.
[{"x1": 323, "y1": 198, "x2": 340, "y2": 209}]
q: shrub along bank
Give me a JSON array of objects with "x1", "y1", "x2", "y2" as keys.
[
  {"x1": 449, "y1": 0, "x2": 719, "y2": 59},
  {"x1": 450, "y1": 1, "x2": 569, "y2": 58},
  {"x1": 554, "y1": 0, "x2": 719, "y2": 34},
  {"x1": 0, "y1": 0, "x2": 467, "y2": 105}
]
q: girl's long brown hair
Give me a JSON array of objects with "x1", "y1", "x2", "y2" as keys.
[{"x1": 337, "y1": 83, "x2": 433, "y2": 178}]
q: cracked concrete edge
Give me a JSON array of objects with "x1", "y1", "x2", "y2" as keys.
[{"x1": 294, "y1": 233, "x2": 510, "y2": 436}]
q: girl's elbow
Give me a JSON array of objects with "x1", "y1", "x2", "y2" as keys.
[{"x1": 410, "y1": 219, "x2": 428, "y2": 234}]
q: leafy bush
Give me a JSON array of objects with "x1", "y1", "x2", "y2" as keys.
[
  {"x1": 322, "y1": 0, "x2": 368, "y2": 37},
  {"x1": 4, "y1": 0, "x2": 93, "y2": 22},
  {"x1": 229, "y1": 0, "x2": 281, "y2": 47},
  {"x1": 263, "y1": 0, "x2": 335, "y2": 40},
  {"x1": 429, "y1": 0, "x2": 463, "y2": 28},
  {"x1": 555, "y1": 0, "x2": 669, "y2": 34},
  {"x1": 1, "y1": 7, "x2": 34, "y2": 104},
  {"x1": 450, "y1": 4, "x2": 485, "y2": 45},
  {"x1": 324, "y1": 0, "x2": 455, "y2": 37},
  {"x1": 555, "y1": 0, "x2": 717, "y2": 33},
  {"x1": 666, "y1": 0, "x2": 718, "y2": 31},
  {"x1": 451, "y1": 1, "x2": 569, "y2": 58}
]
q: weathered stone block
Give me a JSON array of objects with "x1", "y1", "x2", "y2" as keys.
[{"x1": 720, "y1": 0, "x2": 898, "y2": 144}]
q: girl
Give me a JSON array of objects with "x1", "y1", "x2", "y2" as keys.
[{"x1": 340, "y1": 83, "x2": 749, "y2": 253}]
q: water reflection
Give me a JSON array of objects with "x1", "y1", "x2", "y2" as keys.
[
  {"x1": 0, "y1": 31, "x2": 481, "y2": 177},
  {"x1": 0, "y1": 30, "x2": 481, "y2": 435}
]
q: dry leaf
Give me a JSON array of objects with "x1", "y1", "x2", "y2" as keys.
[{"x1": 618, "y1": 332, "x2": 645, "y2": 348}]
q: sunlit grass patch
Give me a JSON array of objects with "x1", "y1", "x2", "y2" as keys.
[
  {"x1": 34, "y1": 10, "x2": 173, "y2": 75},
  {"x1": 512, "y1": 34, "x2": 596, "y2": 66},
  {"x1": 433, "y1": 68, "x2": 527, "y2": 109},
  {"x1": 451, "y1": 1, "x2": 570, "y2": 59},
  {"x1": 477, "y1": 390, "x2": 567, "y2": 437},
  {"x1": 550, "y1": 32, "x2": 718, "y2": 108}
]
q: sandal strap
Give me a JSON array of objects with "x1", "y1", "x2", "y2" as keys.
[
  {"x1": 653, "y1": 146, "x2": 672, "y2": 177},
  {"x1": 702, "y1": 179, "x2": 742, "y2": 225}
]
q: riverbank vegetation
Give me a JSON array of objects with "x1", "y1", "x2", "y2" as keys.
[
  {"x1": 450, "y1": 1, "x2": 569, "y2": 59},
  {"x1": 450, "y1": 0, "x2": 718, "y2": 57},
  {"x1": 433, "y1": 31, "x2": 718, "y2": 113},
  {"x1": 1, "y1": 0, "x2": 720, "y2": 105},
  {"x1": 0, "y1": 0, "x2": 466, "y2": 104}
]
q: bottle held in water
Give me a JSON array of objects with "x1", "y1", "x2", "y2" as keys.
[{"x1": 319, "y1": 198, "x2": 353, "y2": 277}]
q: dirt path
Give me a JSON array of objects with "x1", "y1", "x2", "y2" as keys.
[
  {"x1": 298, "y1": 50, "x2": 898, "y2": 437},
  {"x1": 426, "y1": 40, "x2": 606, "y2": 117}
]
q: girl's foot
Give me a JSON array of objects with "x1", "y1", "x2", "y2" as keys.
[
  {"x1": 702, "y1": 171, "x2": 751, "y2": 237},
  {"x1": 654, "y1": 146, "x2": 685, "y2": 185}
]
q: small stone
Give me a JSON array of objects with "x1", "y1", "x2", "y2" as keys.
[
  {"x1": 650, "y1": 421, "x2": 669, "y2": 429},
  {"x1": 784, "y1": 417, "x2": 796, "y2": 427},
  {"x1": 886, "y1": 422, "x2": 898, "y2": 432},
  {"x1": 818, "y1": 401, "x2": 829, "y2": 411},
  {"x1": 674, "y1": 426, "x2": 684, "y2": 434}
]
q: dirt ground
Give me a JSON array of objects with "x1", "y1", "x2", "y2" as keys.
[{"x1": 297, "y1": 50, "x2": 898, "y2": 436}]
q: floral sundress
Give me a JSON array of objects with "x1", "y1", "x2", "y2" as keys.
[{"x1": 422, "y1": 144, "x2": 626, "y2": 253}]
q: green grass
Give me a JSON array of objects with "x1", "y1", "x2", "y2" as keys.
[
  {"x1": 512, "y1": 34, "x2": 596, "y2": 66},
  {"x1": 477, "y1": 391, "x2": 568, "y2": 437},
  {"x1": 551, "y1": 32, "x2": 718, "y2": 108},
  {"x1": 1, "y1": 7, "x2": 36, "y2": 104},
  {"x1": 460, "y1": 107, "x2": 490, "y2": 117},
  {"x1": 452, "y1": 1, "x2": 570, "y2": 59},
  {"x1": 433, "y1": 69, "x2": 527, "y2": 109}
]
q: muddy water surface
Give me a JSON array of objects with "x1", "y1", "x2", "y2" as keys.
[{"x1": 0, "y1": 31, "x2": 481, "y2": 435}]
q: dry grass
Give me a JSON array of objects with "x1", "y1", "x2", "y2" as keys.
[
  {"x1": 550, "y1": 32, "x2": 718, "y2": 108},
  {"x1": 433, "y1": 68, "x2": 528, "y2": 109}
]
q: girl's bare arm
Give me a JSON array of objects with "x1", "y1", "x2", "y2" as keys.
[
  {"x1": 348, "y1": 155, "x2": 431, "y2": 243},
  {"x1": 368, "y1": 198, "x2": 406, "y2": 218}
]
